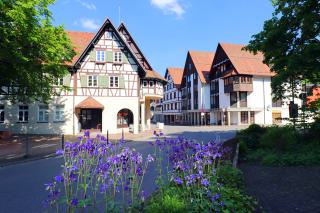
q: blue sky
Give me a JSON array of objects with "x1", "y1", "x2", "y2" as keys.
[{"x1": 50, "y1": 0, "x2": 274, "y2": 76}]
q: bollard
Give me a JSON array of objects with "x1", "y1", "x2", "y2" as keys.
[
  {"x1": 61, "y1": 134, "x2": 65, "y2": 149},
  {"x1": 107, "y1": 130, "x2": 109, "y2": 142},
  {"x1": 25, "y1": 136, "x2": 29, "y2": 158},
  {"x1": 122, "y1": 129, "x2": 124, "y2": 141}
]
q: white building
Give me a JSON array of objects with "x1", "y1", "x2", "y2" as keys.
[
  {"x1": 181, "y1": 51, "x2": 214, "y2": 125},
  {"x1": 0, "y1": 19, "x2": 165, "y2": 135},
  {"x1": 155, "y1": 68, "x2": 184, "y2": 124},
  {"x1": 209, "y1": 43, "x2": 291, "y2": 125}
]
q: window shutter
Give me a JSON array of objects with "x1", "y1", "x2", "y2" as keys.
[
  {"x1": 106, "y1": 51, "x2": 113, "y2": 62},
  {"x1": 119, "y1": 76, "x2": 125, "y2": 88},
  {"x1": 123, "y1": 52, "x2": 129, "y2": 64},
  {"x1": 98, "y1": 75, "x2": 108, "y2": 87},
  {"x1": 90, "y1": 50, "x2": 96, "y2": 61},
  {"x1": 80, "y1": 75, "x2": 87, "y2": 87},
  {"x1": 63, "y1": 75, "x2": 71, "y2": 87}
]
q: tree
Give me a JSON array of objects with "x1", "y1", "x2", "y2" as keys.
[
  {"x1": 245, "y1": 0, "x2": 320, "y2": 103},
  {"x1": 0, "y1": 0, "x2": 75, "y2": 103}
]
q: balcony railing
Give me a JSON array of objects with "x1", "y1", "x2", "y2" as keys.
[{"x1": 224, "y1": 82, "x2": 253, "y2": 93}]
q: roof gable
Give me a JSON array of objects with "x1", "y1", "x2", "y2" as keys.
[
  {"x1": 70, "y1": 18, "x2": 146, "y2": 77},
  {"x1": 188, "y1": 50, "x2": 215, "y2": 83},
  {"x1": 219, "y1": 43, "x2": 274, "y2": 77},
  {"x1": 166, "y1": 67, "x2": 184, "y2": 88},
  {"x1": 118, "y1": 23, "x2": 153, "y2": 71}
]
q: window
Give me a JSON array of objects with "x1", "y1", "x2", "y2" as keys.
[
  {"x1": 55, "y1": 78, "x2": 63, "y2": 86},
  {"x1": 157, "y1": 82, "x2": 162, "y2": 87},
  {"x1": 188, "y1": 63, "x2": 192, "y2": 71},
  {"x1": 96, "y1": 50, "x2": 105, "y2": 62},
  {"x1": 239, "y1": 92, "x2": 247, "y2": 107},
  {"x1": 272, "y1": 99, "x2": 282, "y2": 107},
  {"x1": 88, "y1": 75, "x2": 98, "y2": 87},
  {"x1": 105, "y1": 31, "x2": 112, "y2": 39},
  {"x1": 143, "y1": 81, "x2": 148, "y2": 87},
  {"x1": 110, "y1": 76, "x2": 119, "y2": 88},
  {"x1": 38, "y1": 105, "x2": 49, "y2": 122},
  {"x1": 0, "y1": 105, "x2": 4, "y2": 123},
  {"x1": 241, "y1": 112, "x2": 249, "y2": 124},
  {"x1": 18, "y1": 105, "x2": 28, "y2": 122},
  {"x1": 114, "y1": 52, "x2": 122, "y2": 63},
  {"x1": 149, "y1": 81, "x2": 154, "y2": 87},
  {"x1": 230, "y1": 92, "x2": 237, "y2": 108},
  {"x1": 54, "y1": 105, "x2": 64, "y2": 122},
  {"x1": 175, "y1": 103, "x2": 177, "y2": 110}
]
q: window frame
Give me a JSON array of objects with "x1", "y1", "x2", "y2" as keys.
[
  {"x1": 96, "y1": 50, "x2": 105, "y2": 62},
  {"x1": 143, "y1": 81, "x2": 148, "y2": 87},
  {"x1": 54, "y1": 105, "x2": 65, "y2": 122},
  {"x1": 38, "y1": 105, "x2": 49, "y2": 123},
  {"x1": 149, "y1": 81, "x2": 154, "y2": 87},
  {"x1": 18, "y1": 105, "x2": 29, "y2": 122},
  {"x1": 88, "y1": 75, "x2": 98, "y2": 87},
  {"x1": 110, "y1": 76, "x2": 119, "y2": 88},
  {"x1": 113, "y1": 52, "x2": 123, "y2": 63},
  {"x1": 0, "y1": 105, "x2": 4, "y2": 123},
  {"x1": 55, "y1": 78, "x2": 64, "y2": 86},
  {"x1": 105, "y1": 31, "x2": 112, "y2": 39}
]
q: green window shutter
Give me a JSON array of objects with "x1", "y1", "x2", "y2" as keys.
[
  {"x1": 98, "y1": 75, "x2": 108, "y2": 87},
  {"x1": 63, "y1": 75, "x2": 71, "y2": 87},
  {"x1": 106, "y1": 51, "x2": 113, "y2": 62},
  {"x1": 119, "y1": 76, "x2": 125, "y2": 88},
  {"x1": 80, "y1": 75, "x2": 87, "y2": 87},
  {"x1": 90, "y1": 50, "x2": 96, "y2": 61},
  {"x1": 123, "y1": 52, "x2": 129, "y2": 64}
]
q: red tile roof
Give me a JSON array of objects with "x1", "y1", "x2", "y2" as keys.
[
  {"x1": 145, "y1": 69, "x2": 166, "y2": 82},
  {"x1": 307, "y1": 87, "x2": 320, "y2": 104},
  {"x1": 66, "y1": 31, "x2": 95, "y2": 65},
  {"x1": 75, "y1": 97, "x2": 104, "y2": 109},
  {"x1": 167, "y1": 67, "x2": 184, "y2": 88},
  {"x1": 189, "y1": 51, "x2": 215, "y2": 83},
  {"x1": 220, "y1": 43, "x2": 274, "y2": 77}
]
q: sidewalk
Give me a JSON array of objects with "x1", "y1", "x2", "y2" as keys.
[{"x1": 0, "y1": 129, "x2": 158, "y2": 166}]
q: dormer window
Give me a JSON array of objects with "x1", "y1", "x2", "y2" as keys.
[
  {"x1": 143, "y1": 81, "x2": 148, "y2": 87},
  {"x1": 149, "y1": 81, "x2": 154, "y2": 87},
  {"x1": 96, "y1": 50, "x2": 105, "y2": 62},
  {"x1": 114, "y1": 52, "x2": 122, "y2": 63}
]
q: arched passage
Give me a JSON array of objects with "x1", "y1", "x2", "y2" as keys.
[{"x1": 117, "y1": 108, "x2": 134, "y2": 128}]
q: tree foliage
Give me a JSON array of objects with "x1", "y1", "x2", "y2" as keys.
[
  {"x1": 0, "y1": 0, "x2": 75, "y2": 103},
  {"x1": 245, "y1": 0, "x2": 320, "y2": 101}
]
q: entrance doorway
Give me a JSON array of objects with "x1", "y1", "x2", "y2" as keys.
[
  {"x1": 117, "y1": 109, "x2": 133, "y2": 128},
  {"x1": 80, "y1": 109, "x2": 102, "y2": 130}
]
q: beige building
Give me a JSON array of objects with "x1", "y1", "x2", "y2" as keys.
[{"x1": 0, "y1": 19, "x2": 165, "y2": 135}]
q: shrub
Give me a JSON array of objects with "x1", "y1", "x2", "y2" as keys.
[
  {"x1": 217, "y1": 164, "x2": 244, "y2": 190},
  {"x1": 260, "y1": 126, "x2": 298, "y2": 151},
  {"x1": 237, "y1": 124, "x2": 266, "y2": 150}
]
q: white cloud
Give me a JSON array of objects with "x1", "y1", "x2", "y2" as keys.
[
  {"x1": 76, "y1": 0, "x2": 96, "y2": 10},
  {"x1": 80, "y1": 18, "x2": 100, "y2": 31},
  {"x1": 151, "y1": 0, "x2": 186, "y2": 17}
]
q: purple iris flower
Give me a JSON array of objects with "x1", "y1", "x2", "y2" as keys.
[
  {"x1": 84, "y1": 130, "x2": 90, "y2": 138},
  {"x1": 71, "y1": 198, "x2": 78, "y2": 206},
  {"x1": 56, "y1": 149, "x2": 64, "y2": 156},
  {"x1": 174, "y1": 177, "x2": 183, "y2": 185},
  {"x1": 54, "y1": 175, "x2": 64, "y2": 183},
  {"x1": 147, "y1": 154, "x2": 154, "y2": 162},
  {"x1": 201, "y1": 179, "x2": 209, "y2": 187}
]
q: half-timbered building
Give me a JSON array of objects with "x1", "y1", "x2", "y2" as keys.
[
  {"x1": 0, "y1": 19, "x2": 165, "y2": 135},
  {"x1": 156, "y1": 67, "x2": 184, "y2": 124}
]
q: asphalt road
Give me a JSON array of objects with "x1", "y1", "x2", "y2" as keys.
[{"x1": 0, "y1": 126, "x2": 237, "y2": 213}]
